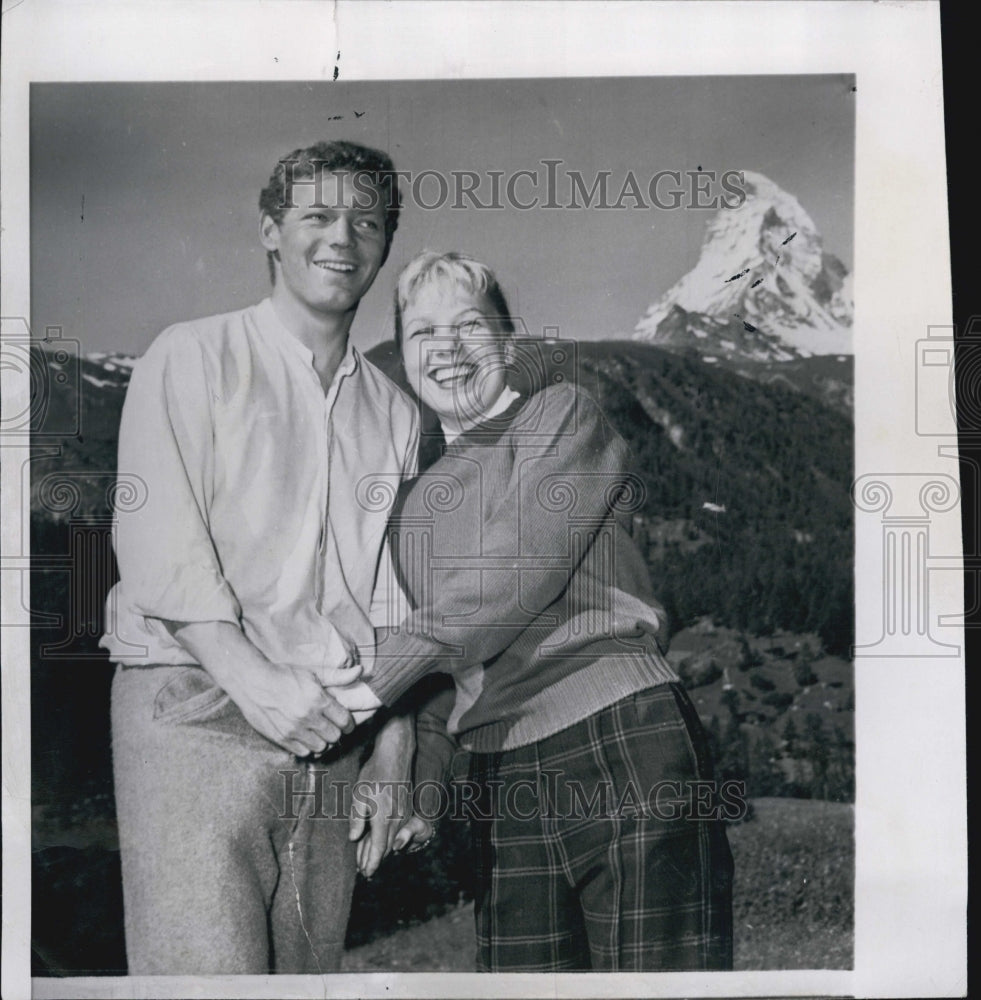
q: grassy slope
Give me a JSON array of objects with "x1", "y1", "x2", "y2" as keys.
[{"x1": 341, "y1": 797, "x2": 853, "y2": 972}]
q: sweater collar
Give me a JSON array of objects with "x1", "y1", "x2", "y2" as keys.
[{"x1": 441, "y1": 385, "x2": 523, "y2": 444}]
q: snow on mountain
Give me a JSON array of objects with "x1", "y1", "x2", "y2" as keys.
[
  {"x1": 634, "y1": 171, "x2": 852, "y2": 361},
  {"x1": 75, "y1": 352, "x2": 137, "y2": 392}
]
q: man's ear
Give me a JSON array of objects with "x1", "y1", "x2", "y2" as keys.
[{"x1": 258, "y1": 213, "x2": 281, "y2": 253}]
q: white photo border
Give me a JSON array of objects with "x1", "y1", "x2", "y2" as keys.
[{"x1": 1, "y1": 2, "x2": 965, "y2": 998}]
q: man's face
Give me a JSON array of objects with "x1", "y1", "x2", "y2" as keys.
[
  {"x1": 400, "y1": 279, "x2": 512, "y2": 429},
  {"x1": 260, "y1": 171, "x2": 389, "y2": 319}
]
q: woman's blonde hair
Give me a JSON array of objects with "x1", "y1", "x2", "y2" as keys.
[{"x1": 394, "y1": 250, "x2": 515, "y2": 347}]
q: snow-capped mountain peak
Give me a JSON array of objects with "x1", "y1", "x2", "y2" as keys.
[{"x1": 634, "y1": 171, "x2": 852, "y2": 361}]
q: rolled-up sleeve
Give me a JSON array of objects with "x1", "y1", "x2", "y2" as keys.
[{"x1": 113, "y1": 327, "x2": 241, "y2": 626}]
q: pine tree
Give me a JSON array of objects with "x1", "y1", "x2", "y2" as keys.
[
  {"x1": 804, "y1": 712, "x2": 830, "y2": 799},
  {"x1": 782, "y1": 716, "x2": 799, "y2": 756}
]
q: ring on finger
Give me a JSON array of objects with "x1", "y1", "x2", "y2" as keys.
[{"x1": 408, "y1": 831, "x2": 436, "y2": 853}]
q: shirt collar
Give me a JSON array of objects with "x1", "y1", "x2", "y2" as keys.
[{"x1": 257, "y1": 297, "x2": 360, "y2": 379}]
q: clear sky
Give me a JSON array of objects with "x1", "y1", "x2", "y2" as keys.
[{"x1": 30, "y1": 76, "x2": 853, "y2": 354}]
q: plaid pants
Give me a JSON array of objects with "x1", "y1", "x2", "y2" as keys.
[{"x1": 466, "y1": 683, "x2": 734, "y2": 972}]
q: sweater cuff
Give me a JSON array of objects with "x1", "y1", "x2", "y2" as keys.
[{"x1": 367, "y1": 627, "x2": 462, "y2": 705}]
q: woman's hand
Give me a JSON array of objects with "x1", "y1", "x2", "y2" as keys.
[
  {"x1": 392, "y1": 814, "x2": 436, "y2": 854},
  {"x1": 349, "y1": 713, "x2": 414, "y2": 877}
]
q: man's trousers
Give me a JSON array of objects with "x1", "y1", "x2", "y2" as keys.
[{"x1": 111, "y1": 663, "x2": 362, "y2": 974}]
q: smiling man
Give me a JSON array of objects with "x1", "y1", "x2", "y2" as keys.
[{"x1": 103, "y1": 141, "x2": 419, "y2": 974}]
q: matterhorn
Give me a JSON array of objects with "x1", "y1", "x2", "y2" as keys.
[{"x1": 633, "y1": 171, "x2": 852, "y2": 362}]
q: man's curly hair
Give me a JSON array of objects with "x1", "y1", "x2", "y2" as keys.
[{"x1": 259, "y1": 140, "x2": 401, "y2": 282}]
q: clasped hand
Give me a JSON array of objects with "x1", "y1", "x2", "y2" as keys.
[
  {"x1": 295, "y1": 659, "x2": 384, "y2": 748},
  {"x1": 165, "y1": 620, "x2": 382, "y2": 758},
  {"x1": 309, "y1": 639, "x2": 383, "y2": 729},
  {"x1": 225, "y1": 659, "x2": 380, "y2": 758}
]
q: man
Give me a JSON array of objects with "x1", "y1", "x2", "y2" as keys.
[{"x1": 102, "y1": 140, "x2": 419, "y2": 974}]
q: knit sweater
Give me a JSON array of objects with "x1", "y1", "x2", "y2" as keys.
[{"x1": 368, "y1": 382, "x2": 678, "y2": 753}]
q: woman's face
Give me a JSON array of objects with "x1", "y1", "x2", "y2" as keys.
[{"x1": 399, "y1": 279, "x2": 512, "y2": 429}]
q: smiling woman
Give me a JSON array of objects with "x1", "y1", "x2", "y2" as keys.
[
  {"x1": 357, "y1": 249, "x2": 735, "y2": 973},
  {"x1": 396, "y1": 252, "x2": 516, "y2": 439}
]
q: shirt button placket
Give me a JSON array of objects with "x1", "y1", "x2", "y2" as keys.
[{"x1": 313, "y1": 371, "x2": 329, "y2": 613}]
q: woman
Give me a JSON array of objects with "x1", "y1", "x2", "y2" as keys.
[{"x1": 347, "y1": 250, "x2": 734, "y2": 972}]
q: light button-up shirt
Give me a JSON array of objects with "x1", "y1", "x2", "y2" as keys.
[{"x1": 101, "y1": 298, "x2": 418, "y2": 671}]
